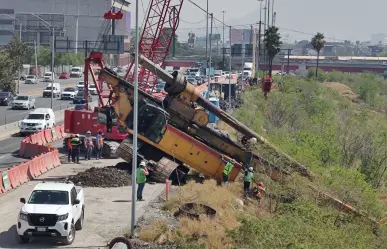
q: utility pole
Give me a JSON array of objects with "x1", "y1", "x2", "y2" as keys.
[
  {"x1": 17, "y1": 23, "x2": 22, "y2": 94},
  {"x1": 267, "y1": 0, "x2": 270, "y2": 30},
  {"x1": 131, "y1": 0, "x2": 140, "y2": 237},
  {"x1": 75, "y1": 0, "x2": 79, "y2": 53},
  {"x1": 207, "y1": 13, "x2": 213, "y2": 96},
  {"x1": 34, "y1": 40, "x2": 38, "y2": 79},
  {"x1": 50, "y1": 27, "x2": 55, "y2": 109},
  {"x1": 229, "y1": 25, "x2": 232, "y2": 105},
  {"x1": 263, "y1": 0, "x2": 268, "y2": 74},
  {"x1": 257, "y1": 21, "x2": 262, "y2": 76},
  {"x1": 205, "y1": 0, "x2": 209, "y2": 71},
  {"x1": 222, "y1": 10, "x2": 226, "y2": 70},
  {"x1": 271, "y1": 0, "x2": 275, "y2": 26}
]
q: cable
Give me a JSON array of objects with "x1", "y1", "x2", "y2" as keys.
[{"x1": 180, "y1": 18, "x2": 206, "y2": 24}]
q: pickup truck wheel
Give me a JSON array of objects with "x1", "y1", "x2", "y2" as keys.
[
  {"x1": 62, "y1": 223, "x2": 76, "y2": 245},
  {"x1": 18, "y1": 235, "x2": 29, "y2": 244},
  {"x1": 75, "y1": 208, "x2": 84, "y2": 230}
]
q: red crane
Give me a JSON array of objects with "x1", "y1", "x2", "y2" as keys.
[{"x1": 65, "y1": 0, "x2": 184, "y2": 144}]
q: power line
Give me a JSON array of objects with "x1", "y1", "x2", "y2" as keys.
[
  {"x1": 180, "y1": 18, "x2": 206, "y2": 24},
  {"x1": 187, "y1": 0, "x2": 230, "y2": 27}
]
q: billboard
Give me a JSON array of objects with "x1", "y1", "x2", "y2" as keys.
[{"x1": 231, "y1": 29, "x2": 251, "y2": 44}]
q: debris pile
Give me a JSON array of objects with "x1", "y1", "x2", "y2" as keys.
[
  {"x1": 69, "y1": 167, "x2": 131, "y2": 188},
  {"x1": 219, "y1": 97, "x2": 244, "y2": 110}
]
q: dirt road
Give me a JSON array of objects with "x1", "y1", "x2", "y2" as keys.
[{"x1": 0, "y1": 158, "x2": 165, "y2": 249}]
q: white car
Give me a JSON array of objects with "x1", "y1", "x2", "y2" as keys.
[
  {"x1": 76, "y1": 81, "x2": 84, "y2": 89},
  {"x1": 61, "y1": 87, "x2": 78, "y2": 100},
  {"x1": 25, "y1": 75, "x2": 37, "y2": 84},
  {"x1": 43, "y1": 83, "x2": 61, "y2": 98},
  {"x1": 17, "y1": 181, "x2": 85, "y2": 245},
  {"x1": 12, "y1": 95, "x2": 35, "y2": 110},
  {"x1": 88, "y1": 84, "x2": 98, "y2": 95},
  {"x1": 19, "y1": 108, "x2": 55, "y2": 135},
  {"x1": 70, "y1": 67, "x2": 83, "y2": 78},
  {"x1": 43, "y1": 72, "x2": 55, "y2": 82}
]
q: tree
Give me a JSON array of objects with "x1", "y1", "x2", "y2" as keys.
[
  {"x1": 0, "y1": 36, "x2": 28, "y2": 94},
  {"x1": 263, "y1": 26, "x2": 282, "y2": 76},
  {"x1": 311, "y1": 32, "x2": 325, "y2": 78},
  {"x1": 36, "y1": 46, "x2": 51, "y2": 66}
]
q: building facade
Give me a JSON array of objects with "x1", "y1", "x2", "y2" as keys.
[{"x1": 0, "y1": 0, "x2": 131, "y2": 65}]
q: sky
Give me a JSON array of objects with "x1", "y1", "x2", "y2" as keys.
[{"x1": 130, "y1": 0, "x2": 385, "y2": 43}]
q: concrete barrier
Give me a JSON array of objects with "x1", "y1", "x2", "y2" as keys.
[{"x1": 0, "y1": 101, "x2": 99, "y2": 141}]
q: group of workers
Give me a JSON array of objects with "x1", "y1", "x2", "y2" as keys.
[
  {"x1": 67, "y1": 130, "x2": 105, "y2": 163},
  {"x1": 221, "y1": 154, "x2": 265, "y2": 200}
]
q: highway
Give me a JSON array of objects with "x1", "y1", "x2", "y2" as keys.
[{"x1": 0, "y1": 78, "x2": 86, "y2": 125}]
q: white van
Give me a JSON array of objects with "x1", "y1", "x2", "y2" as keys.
[
  {"x1": 43, "y1": 72, "x2": 55, "y2": 82},
  {"x1": 19, "y1": 108, "x2": 56, "y2": 135},
  {"x1": 70, "y1": 67, "x2": 83, "y2": 78},
  {"x1": 43, "y1": 83, "x2": 61, "y2": 98}
]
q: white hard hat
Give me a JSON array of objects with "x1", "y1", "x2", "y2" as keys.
[
  {"x1": 248, "y1": 167, "x2": 253, "y2": 172},
  {"x1": 139, "y1": 161, "x2": 146, "y2": 167},
  {"x1": 86, "y1": 130, "x2": 91, "y2": 134}
]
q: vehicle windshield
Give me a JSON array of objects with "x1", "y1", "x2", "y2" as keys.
[
  {"x1": 64, "y1": 88, "x2": 76, "y2": 92},
  {"x1": 71, "y1": 68, "x2": 81, "y2": 72},
  {"x1": 28, "y1": 190, "x2": 69, "y2": 205},
  {"x1": 0, "y1": 92, "x2": 9, "y2": 96},
  {"x1": 89, "y1": 85, "x2": 96, "y2": 89},
  {"x1": 26, "y1": 76, "x2": 35, "y2": 79},
  {"x1": 44, "y1": 73, "x2": 52, "y2": 77},
  {"x1": 15, "y1": 96, "x2": 28, "y2": 100},
  {"x1": 77, "y1": 91, "x2": 84, "y2": 96},
  {"x1": 45, "y1": 87, "x2": 56, "y2": 90},
  {"x1": 78, "y1": 82, "x2": 84, "y2": 85},
  {"x1": 26, "y1": 114, "x2": 44, "y2": 120}
]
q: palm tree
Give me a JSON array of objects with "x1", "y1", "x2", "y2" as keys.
[
  {"x1": 263, "y1": 26, "x2": 282, "y2": 76},
  {"x1": 311, "y1": 32, "x2": 325, "y2": 78}
]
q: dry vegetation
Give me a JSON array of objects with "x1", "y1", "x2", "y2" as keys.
[{"x1": 138, "y1": 71, "x2": 387, "y2": 249}]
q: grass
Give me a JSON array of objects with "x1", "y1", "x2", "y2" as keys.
[{"x1": 138, "y1": 72, "x2": 387, "y2": 249}]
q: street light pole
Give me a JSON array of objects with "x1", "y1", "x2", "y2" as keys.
[
  {"x1": 205, "y1": 0, "x2": 209, "y2": 72},
  {"x1": 51, "y1": 27, "x2": 55, "y2": 109},
  {"x1": 208, "y1": 13, "x2": 213, "y2": 96},
  {"x1": 131, "y1": 0, "x2": 140, "y2": 237},
  {"x1": 222, "y1": 11, "x2": 225, "y2": 70},
  {"x1": 228, "y1": 25, "x2": 232, "y2": 105},
  {"x1": 75, "y1": 0, "x2": 79, "y2": 53}
]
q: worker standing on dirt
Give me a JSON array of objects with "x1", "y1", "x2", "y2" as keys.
[
  {"x1": 262, "y1": 75, "x2": 273, "y2": 100},
  {"x1": 221, "y1": 155, "x2": 236, "y2": 184},
  {"x1": 71, "y1": 134, "x2": 82, "y2": 163},
  {"x1": 67, "y1": 134, "x2": 75, "y2": 162},
  {"x1": 136, "y1": 161, "x2": 149, "y2": 201},
  {"x1": 84, "y1": 131, "x2": 94, "y2": 160},
  {"x1": 95, "y1": 130, "x2": 104, "y2": 160},
  {"x1": 244, "y1": 167, "x2": 254, "y2": 197}
]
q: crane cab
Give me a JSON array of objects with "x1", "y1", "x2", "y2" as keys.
[{"x1": 97, "y1": 99, "x2": 169, "y2": 144}]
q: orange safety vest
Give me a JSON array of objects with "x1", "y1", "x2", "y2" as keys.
[
  {"x1": 67, "y1": 138, "x2": 72, "y2": 150},
  {"x1": 98, "y1": 135, "x2": 104, "y2": 146}
]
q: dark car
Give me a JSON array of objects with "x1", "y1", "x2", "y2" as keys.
[
  {"x1": 0, "y1": 92, "x2": 13, "y2": 106},
  {"x1": 73, "y1": 91, "x2": 92, "y2": 104},
  {"x1": 74, "y1": 104, "x2": 87, "y2": 110}
]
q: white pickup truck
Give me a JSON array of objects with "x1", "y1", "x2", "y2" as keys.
[{"x1": 17, "y1": 181, "x2": 85, "y2": 245}]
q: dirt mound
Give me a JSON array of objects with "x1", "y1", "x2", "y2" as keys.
[
  {"x1": 69, "y1": 167, "x2": 131, "y2": 188},
  {"x1": 323, "y1": 82, "x2": 359, "y2": 102}
]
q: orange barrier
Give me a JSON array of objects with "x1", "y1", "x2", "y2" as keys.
[
  {"x1": 1, "y1": 125, "x2": 65, "y2": 195},
  {"x1": 44, "y1": 129, "x2": 53, "y2": 144}
]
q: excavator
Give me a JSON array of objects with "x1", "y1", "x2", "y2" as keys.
[{"x1": 97, "y1": 53, "x2": 312, "y2": 183}]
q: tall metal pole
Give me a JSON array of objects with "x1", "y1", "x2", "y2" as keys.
[
  {"x1": 75, "y1": 0, "x2": 79, "y2": 53},
  {"x1": 263, "y1": 0, "x2": 267, "y2": 74},
  {"x1": 271, "y1": 0, "x2": 275, "y2": 26},
  {"x1": 34, "y1": 40, "x2": 38, "y2": 79},
  {"x1": 205, "y1": 0, "x2": 209, "y2": 70},
  {"x1": 50, "y1": 27, "x2": 55, "y2": 109},
  {"x1": 267, "y1": 0, "x2": 270, "y2": 30},
  {"x1": 257, "y1": 0, "x2": 263, "y2": 77},
  {"x1": 208, "y1": 13, "x2": 213, "y2": 96},
  {"x1": 228, "y1": 26, "x2": 232, "y2": 105},
  {"x1": 17, "y1": 22, "x2": 22, "y2": 94},
  {"x1": 222, "y1": 11, "x2": 225, "y2": 70},
  {"x1": 131, "y1": 0, "x2": 140, "y2": 237}
]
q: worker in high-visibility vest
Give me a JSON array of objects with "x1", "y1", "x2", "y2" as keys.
[
  {"x1": 221, "y1": 154, "x2": 236, "y2": 184},
  {"x1": 67, "y1": 134, "x2": 75, "y2": 162},
  {"x1": 71, "y1": 134, "x2": 82, "y2": 163},
  {"x1": 95, "y1": 130, "x2": 104, "y2": 160},
  {"x1": 136, "y1": 161, "x2": 149, "y2": 201}
]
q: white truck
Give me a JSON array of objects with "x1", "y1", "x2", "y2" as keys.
[
  {"x1": 70, "y1": 67, "x2": 83, "y2": 78},
  {"x1": 17, "y1": 181, "x2": 85, "y2": 245},
  {"x1": 243, "y1": 62, "x2": 253, "y2": 78}
]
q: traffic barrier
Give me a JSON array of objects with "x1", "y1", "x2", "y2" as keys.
[
  {"x1": 44, "y1": 129, "x2": 53, "y2": 144},
  {"x1": 27, "y1": 157, "x2": 39, "y2": 179},
  {"x1": 17, "y1": 162, "x2": 30, "y2": 184},
  {"x1": 7, "y1": 166, "x2": 21, "y2": 189},
  {"x1": 22, "y1": 142, "x2": 39, "y2": 158},
  {"x1": 55, "y1": 126, "x2": 63, "y2": 139}
]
